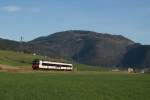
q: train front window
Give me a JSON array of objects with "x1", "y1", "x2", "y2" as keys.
[{"x1": 32, "y1": 61, "x2": 39, "y2": 65}]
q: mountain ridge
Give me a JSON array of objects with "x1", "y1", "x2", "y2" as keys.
[{"x1": 0, "y1": 30, "x2": 150, "y2": 69}]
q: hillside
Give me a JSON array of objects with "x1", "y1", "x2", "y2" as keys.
[
  {"x1": 0, "y1": 30, "x2": 150, "y2": 69},
  {"x1": 29, "y1": 30, "x2": 134, "y2": 67},
  {"x1": 0, "y1": 38, "x2": 19, "y2": 51},
  {"x1": 0, "y1": 50, "x2": 44, "y2": 67},
  {"x1": 0, "y1": 50, "x2": 106, "y2": 71},
  {"x1": 120, "y1": 44, "x2": 150, "y2": 68}
]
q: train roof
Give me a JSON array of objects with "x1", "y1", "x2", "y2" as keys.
[{"x1": 40, "y1": 60, "x2": 73, "y2": 66}]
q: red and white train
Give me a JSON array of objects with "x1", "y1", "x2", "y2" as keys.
[{"x1": 32, "y1": 59, "x2": 73, "y2": 71}]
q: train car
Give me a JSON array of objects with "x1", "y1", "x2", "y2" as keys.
[{"x1": 32, "y1": 59, "x2": 73, "y2": 71}]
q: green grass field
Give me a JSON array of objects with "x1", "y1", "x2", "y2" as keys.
[
  {"x1": 0, "y1": 50, "x2": 44, "y2": 67},
  {"x1": 0, "y1": 72, "x2": 150, "y2": 100},
  {"x1": 0, "y1": 50, "x2": 106, "y2": 71},
  {"x1": 0, "y1": 50, "x2": 150, "y2": 100}
]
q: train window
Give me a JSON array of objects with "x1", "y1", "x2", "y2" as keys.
[
  {"x1": 32, "y1": 61, "x2": 39, "y2": 64},
  {"x1": 42, "y1": 63, "x2": 56, "y2": 66},
  {"x1": 42, "y1": 63, "x2": 72, "y2": 67}
]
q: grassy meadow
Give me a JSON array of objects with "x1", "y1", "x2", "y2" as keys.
[
  {"x1": 0, "y1": 50, "x2": 106, "y2": 71},
  {"x1": 0, "y1": 72, "x2": 150, "y2": 100},
  {"x1": 0, "y1": 50, "x2": 150, "y2": 100},
  {"x1": 0, "y1": 50, "x2": 44, "y2": 67}
]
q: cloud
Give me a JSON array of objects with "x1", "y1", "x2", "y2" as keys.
[
  {"x1": 1, "y1": 5, "x2": 21, "y2": 12},
  {"x1": 0, "y1": 5, "x2": 40, "y2": 13}
]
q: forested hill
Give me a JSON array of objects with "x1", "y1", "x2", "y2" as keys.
[{"x1": 0, "y1": 30, "x2": 150, "y2": 69}]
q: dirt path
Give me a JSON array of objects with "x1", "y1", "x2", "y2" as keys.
[{"x1": 0, "y1": 64, "x2": 33, "y2": 73}]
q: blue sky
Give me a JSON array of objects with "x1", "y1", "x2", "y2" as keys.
[{"x1": 0, "y1": 0, "x2": 149, "y2": 44}]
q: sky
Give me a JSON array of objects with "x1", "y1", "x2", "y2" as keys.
[{"x1": 0, "y1": 0, "x2": 150, "y2": 44}]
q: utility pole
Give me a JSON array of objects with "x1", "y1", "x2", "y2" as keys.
[{"x1": 20, "y1": 36, "x2": 23, "y2": 52}]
